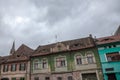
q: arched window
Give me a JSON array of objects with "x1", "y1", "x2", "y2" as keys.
[
  {"x1": 42, "y1": 58, "x2": 48, "y2": 69},
  {"x1": 34, "y1": 59, "x2": 40, "y2": 70},
  {"x1": 86, "y1": 52, "x2": 94, "y2": 64},
  {"x1": 56, "y1": 56, "x2": 66, "y2": 67},
  {"x1": 75, "y1": 55, "x2": 82, "y2": 65}
]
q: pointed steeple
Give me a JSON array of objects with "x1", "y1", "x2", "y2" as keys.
[{"x1": 10, "y1": 41, "x2": 15, "y2": 55}]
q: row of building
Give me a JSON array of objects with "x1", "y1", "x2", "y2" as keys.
[{"x1": 0, "y1": 27, "x2": 120, "y2": 80}]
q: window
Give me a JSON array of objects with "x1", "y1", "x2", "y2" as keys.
[
  {"x1": 98, "y1": 47, "x2": 104, "y2": 50},
  {"x1": 87, "y1": 53, "x2": 94, "y2": 64},
  {"x1": 34, "y1": 60, "x2": 40, "y2": 70},
  {"x1": 12, "y1": 78, "x2": 16, "y2": 80},
  {"x1": 105, "y1": 68, "x2": 114, "y2": 72},
  {"x1": 76, "y1": 55, "x2": 82, "y2": 65},
  {"x1": 104, "y1": 46, "x2": 107, "y2": 49},
  {"x1": 20, "y1": 77, "x2": 25, "y2": 80},
  {"x1": 106, "y1": 52, "x2": 120, "y2": 61},
  {"x1": 19, "y1": 63, "x2": 26, "y2": 71},
  {"x1": 56, "y1": 57, "x2": 66, "y2": 68},
  {"x1": 42, "y1": 59, "x2": 47, "y2": 69},
  {"x1": 34, "y1": 77, "x2": 39, "y2": 80},
  {"x1": 68, "y1": 76, "x2": 73, "y2": 80},
  {"x1": 45, "y1": 77, "x2": 50, "y2": 80},
  {"x1": 3, "y1": 65, "x2": 9, "y2": 72},
  {"x1": 57, "y1": 77, "x2": 62, "y2": 80},
  {"x1": 58, "y1": 45, "x2": 62, "y2": 51},
  {"x1": 113, "y1": 45, "x2": 116, "y2": 47},
  {"x1": 109, "y1": 46, "x2": 111, "y2": 48},
  {"x1": 11, "y1": 64, "x2": 16, "y2": 71}
]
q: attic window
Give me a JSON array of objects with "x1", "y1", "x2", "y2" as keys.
[
  {"x1": 39, "y1": 49, "x2": 49, "y2": 53},
  {"x1": 104, "y1": 38, "x2": 109, "y2": 41},
  {"x1": 17, "y1": 55, "x2": 20, "y2": 57},
  {"x1": 74, "y1": 44, "x2": 79, "y2": 47},
  {"x1": 42, "y1": 49, "x2": 46, "y2": 51},
  {"x1": 101, "y1": 38, "x2": 114, "y2": 42},
  {"x1": 57, "y1": 45, "x2": 61, "y2": 48}
]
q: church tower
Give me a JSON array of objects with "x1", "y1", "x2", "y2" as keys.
[{"x1": 10, "y1": 41, "x2": 15, "y2": 55}]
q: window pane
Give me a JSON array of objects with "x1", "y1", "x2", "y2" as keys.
[
  {"x1": 45, "y1": 77, "x2": 50, "y2": 80},
  {"x1": 12, "y1": 78, "x2": 16, "y2": 80},
  {"x1": 34, "y1": 77, "x2": 39, "y2": 80},
  {"x1": 68, "y1": 76, "x2": 73, "y2": 80},
  {"x1": 106, "y1": 52, "x2": 120, "y2": 61},
  {"x1": 57, "y1": 77, "x2": 62, "y2": 80},
  {"x1": 56, "y1": 57, "x2": 66, "y2": 67},
  {"x1": 20, "y1": 77, "x2": 25, "y2": 80},
  {"x1": 76, "y1": 55, "x2": 82, "y2": 65},
  {"x1": 11, "y1": 64, "x2": 16, "y2": 71},
  {"x1": 3, "y1": 65, "x2": 9, "y2": 72},
  {"x1": 87, "y1": 53, "x2": 94, "y2": 64},
  {"x1": 20, "y1": 63, "x2": 26, "y2": 71},
  {"x1": 34, "y1": 60, "x2": 40, "y2": 70},
  {"x1": 42, "y1": 59, "x2": 47, "y2": 69},
  {"x1": 87, "y1": 57, "x2": 94, "y2": 64}
]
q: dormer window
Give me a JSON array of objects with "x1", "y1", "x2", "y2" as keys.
[
  {"x1": 17, "y1": 55, "x2": 20, "y2": 57},
  {"x1": 74, "y1": 44, "x2": 79, "y2": 47},
  {"x1": 100, "y1": 38, "x2": 114, "y2": 42},
  {"x1": 57, "y1": 45, "x2": 61, "y2": 51}
]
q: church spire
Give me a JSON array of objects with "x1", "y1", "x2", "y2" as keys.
[{"x1": 10, "y1": 41, "x2": 15, "y2": 55}]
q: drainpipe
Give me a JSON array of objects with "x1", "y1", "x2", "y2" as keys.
[
  {"x1": 29, "y1": 58, "x2": 31, "y2": 80},
  {"x1": 25, "y1": 60, "x2": 28, "y2": 80}
]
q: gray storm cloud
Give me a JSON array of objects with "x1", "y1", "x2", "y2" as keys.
[{"x1": 0, "y1": 0, "x2": 120, "y2": 56}]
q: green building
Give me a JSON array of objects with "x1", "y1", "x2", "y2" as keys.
[{"x1": 30, "y1": 35, "x2": 103, "y2": 80}]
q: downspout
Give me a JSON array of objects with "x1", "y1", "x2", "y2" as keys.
[{"x1": 29, "y1": 57, "x2": 31, "y2": 80}]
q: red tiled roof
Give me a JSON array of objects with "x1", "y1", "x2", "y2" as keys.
[{"x1": 96, "y1": 35, "x2": 120, "y2": 45}]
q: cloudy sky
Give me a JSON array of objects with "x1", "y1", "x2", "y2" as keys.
[{"x1": 0, "y1": 0, "x2": 120, "y2": 56}]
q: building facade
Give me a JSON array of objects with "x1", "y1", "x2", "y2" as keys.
[
  {"x1": 0, "y1": 44, "x2": 33, "y2": 80},
  {"x1": 31, "y1": 36, "x2": 103, "y2": 80},
  {"x1": 96, "y1": 35, "x2": 120, "y2": 80}
]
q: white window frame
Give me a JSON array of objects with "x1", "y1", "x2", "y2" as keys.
[
  {"x1": 74, "y1": 53, "x2": 83, "y2": 65},
  {"x1": 86, "y1": 51, "x2": 95, "y2": 64},
  {"x1": 55, "y1": 55, "x2": 67, "y2": 68},
  {"x1": 33, "y1": 59, "x2": 41, "y2": 70},
  {"x1": 41, "y1": 58, "x2": 48, "y2": 69}
]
